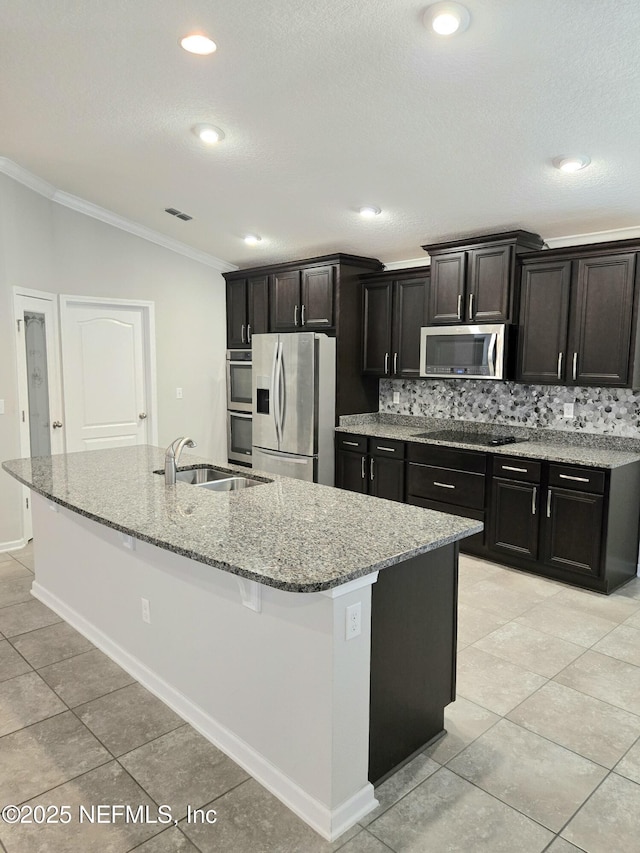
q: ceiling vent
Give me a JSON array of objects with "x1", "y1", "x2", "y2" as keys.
[{"x1": 164, "y1": 207, "x2": 193, "y2": 221}]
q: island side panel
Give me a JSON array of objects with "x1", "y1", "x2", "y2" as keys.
[
  {"x1": 369, "y1": 543, "x2": 458, "y2": 784},
  {"x1": 29, "y1": 494, "x2": 377, "y2": 840}
]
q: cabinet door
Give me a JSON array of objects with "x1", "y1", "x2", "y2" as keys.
[
  {"x1": 362, "y1": 281, "x2": 393, "y2": 375},
  {"x1": 542, "y1": 487, "x2": 603, "y2": 577},
  {"x1": 369, "y1": 455, "x2": 405, "y2": 503},
  {"x1": 301, "y1": 266, "x2": 334, "y2": 329},
  {"x1": 568, "y1": 253, "x2": 637, "y2": 387},
  {"x1": 392, "y1": 276, "x2": 427, "y2": 377},
  {"x1": 427, "y1": 252, "x2": 466, "y2": 324},
  {"x1": 489, "y1": 478, "x2": 539, "y2": 561},
  {"x1": 335, "y1": 450, "x2": 367, "y2": 494},
  {"x1": 226, "y1": 279, "x2": 248, "y2": 347},
  {"x1": 467, "y1": 245, "x2": 513, "y2": 323},
  {"x1": 517, "y1": 261, "x2": 572, "y2": 383},
  {"x1": 247, "y1": 275, "x2": 270, "y2": 342},
  {"x1": 270, "y1": 270, "x2": 301, "y2": 332}
]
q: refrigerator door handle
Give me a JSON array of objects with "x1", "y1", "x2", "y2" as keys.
[
  {"x1": 254, "y1": 447, "x2": 311, "y2": 463},
  {"x1": 270, "y1": 341, "x2": 281, "y2": 445},
  {"x1": 276, "y1": 341, "x2": 285, "y2": 442}
]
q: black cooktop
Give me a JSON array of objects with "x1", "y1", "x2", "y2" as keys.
[{"x1": 413, "y1": 430, "x2": 521, "y2": 447}]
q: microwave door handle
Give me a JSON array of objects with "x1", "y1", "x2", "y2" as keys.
[{"x1": 487, "y1": 332, "x2": 497, "y2": 376}]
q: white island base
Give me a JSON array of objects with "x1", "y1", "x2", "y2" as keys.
[{"x1": 30, "y1": 494, "x2": 378, "y2": 841}]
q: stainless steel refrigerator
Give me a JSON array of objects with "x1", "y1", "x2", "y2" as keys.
[{"x1": 251, "y1": 332, "x2": 336, "y2": 484}]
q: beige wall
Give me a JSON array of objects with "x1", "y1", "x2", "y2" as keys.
[{"x1": 0, "y1": 172, "x2": 228, "y2": 548}]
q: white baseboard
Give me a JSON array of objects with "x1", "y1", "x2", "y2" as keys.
[
  {"x1": 31, "y1": 582, "x2": 377, "y2": 842},
  {"x1": 0, "y1": 538, "x2": 28, "y2": 553}
]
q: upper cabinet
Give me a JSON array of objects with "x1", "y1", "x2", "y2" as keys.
[
  {"x1": 422, "y1": 231, "x2": 544, "y2": 325},
  {"x1": 361, "y1": 269, "x2": 428, "y2": 377},
  {"x1": 226, "y1": 275, "x2": 269, "y2": 348},
  {"x1": 517, "y1": 243, "x2": 640, "y2": 387},
  {"x1": 270, "y1": 265, "x2": 335, "y2": 331}
]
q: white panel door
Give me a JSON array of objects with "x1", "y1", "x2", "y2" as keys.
[{"x1": 60, "y1": 300, "x2": 151, "y2": 451}]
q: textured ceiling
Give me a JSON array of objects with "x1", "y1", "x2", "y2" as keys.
[{"x1": 2, "y1": 0, "x2": 640, "y2": 267}]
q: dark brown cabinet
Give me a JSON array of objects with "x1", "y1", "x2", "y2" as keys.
[
  {"x1": 488, "y1": 458, "x2": 542, "y2": 561},
  {"x1": 270, "y1": 265, "x2": 335, "y2": 332},
  {"x1": 543, "y1": 486, "x2": 603, "y2": 578},
  {"x1": 226, "y1": 275, "x2": 269, "y2": 348},
  {"x1": 335, "y1": 434, "x2": 405, "y2": 502},
  {"x1": 423, "y1": 231, "x2": 544, "y2": 326},
  {"x1": 362, "y1": 270, "x2": 428, "y2": 377},
  {"x1": 517, "y1": 245, "x2": 640, "y2": 387}
]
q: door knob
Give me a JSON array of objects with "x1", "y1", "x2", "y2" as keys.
[
  {"x1": 139, "y1": 413, "x2": 148, "y2": 420},
  {"x1": 52, "y1": 421, "x2": 63, "y2": 429}
]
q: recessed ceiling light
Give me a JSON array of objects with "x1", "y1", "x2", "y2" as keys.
[
  {"x1": 358, "y1": 206, "x2": 382, "y2": 218},
  {"x1": 192, "y1": 123, "x2": 225, "y2": 145},
  {"x1": 424, "y1": 2, "x2": 470, "y2": 36},
  {"x1": 180, "y1": 33, "x2": 217, "y2": 55},
  {"x1": 553, "y1": 156, "x2": 591, "y2": 173},
  {"x1": 244, "y1": 234, "x2": 262, "y2": 245}
]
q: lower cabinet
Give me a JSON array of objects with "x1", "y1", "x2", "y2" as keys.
[
  {"x1": 542, "y1": 485, "x2": 603, "y2": 578},
  {"x1": 335, "y1": 434, "x2": 405, "y2": 502}
]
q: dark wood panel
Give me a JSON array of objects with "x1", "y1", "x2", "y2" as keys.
[
  {"x1": 362, "y1": 281, "x2": 393, "y2": 375},
  {"x1": 407, "y1": 463, "x2": 485, "y2": 510},
  {"x1": 393, "y1": 276, "x2": 427, "y2": 376},
  {"x1": 517, "y1": 261, "x2": 572, "y2": 383},
  {"x1": 548, "y1": 465, "x2": 605, "y2": 494},
  {"x1": 491, "y1": 457, "x2": 541, "y2": 483},
  {"x1": 489, "y1": 478, "x2": 539, "y2": 561},
  {"x1": 407, "y1": 443, "x2": 487, "y2": 473},
  {"x1": 369, "y1": 456, "x2": 405, "y2": 503},
  {"x1": 270, "y1": 270, "x2": 301, "y2": 332},
  {"x1": 467, "y1": 245, "x2": 513, "y2": 323},
  {"x1": 542, "y1": 487, "x2": 604, "y2": 577},
  {"x1": 301, "y1": 265, "x2": 334, "y2": 329},
  {"x1": 427, "y1": 252, "x2": 466, "y2": 324},
  {"x1": 226, "y1": 278, "x2": 248, "y2": 348},
  {"x1": 336, "y1": 433, "x2": 367, "y2": 453},
  {"x1": 247, "y1": 275, "x2": 269, "y2": 341},
  {"x1": 369, "y1": 544, "x2": 457, "y2": 784},
  {"x1": 335, "y1": 450, "x2": 367, "y2": 494},
  {"x1": 369, "y1": 437, "x2": 405, "y2": 458}
]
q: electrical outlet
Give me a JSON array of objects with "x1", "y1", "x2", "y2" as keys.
[
  {"x1": 563, "y1": 403, "x2": 575, "y2": 419},
  {"x1": 141, "y1": 597, "x2": 151, "y2": 624},
  {"x1": 345, "y1": 602, "x2": 361, "y2": 640},
  {"x1": 176, "y1": 387, "x2": 183, "y2": 399},
  {"x1": 393, "y1": 391, "x2": 400, "y2": 405}
]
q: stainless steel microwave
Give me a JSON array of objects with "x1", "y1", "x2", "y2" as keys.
[{"x1": 419, "y1": 324, "x2": 508, "y2": 380}]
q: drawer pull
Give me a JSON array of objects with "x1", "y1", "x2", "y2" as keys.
[
  {"x1": 343, "y1": 441, "x2": 360, "y2": 447},
  {"x1": 502, "y1": 465, "x2": 528, "y2": 473},
  {"x1": 433, "y1": 481, "x2": 455, "y2": 489},
  {"x1": 559, "y1": 474, "x2": 590, "y2": 483},
  {"x1": 370, "y1": 458, "x2": 375, "y2": 481},
  {"x1": 532, "y1": 486, "x2": 537, "y2": 516},
  {"x1": 376, "y1": 446, "x2": 397, "y2": 452},
  {"x1": 361, "y1": 456, "x2": 366, "y2": 479}
]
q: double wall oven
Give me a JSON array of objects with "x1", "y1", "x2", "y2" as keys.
[{"x1": 226, "y1": 350, "x2": 252, "y2": 466}]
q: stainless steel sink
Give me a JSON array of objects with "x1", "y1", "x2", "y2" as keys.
[{"x1": 154, "y1": 466, "x2": 265, "y2": 491}]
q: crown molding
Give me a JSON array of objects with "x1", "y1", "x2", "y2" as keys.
[
  {"x1": 543, "y1": 226, "x2": 640, "y2": 249},
  {"x1": 382, "y1": 257, "x2": 431, "y2": 271},
  {"x1": 0, "y1": 157, "x2": 237, "y2": 274}
]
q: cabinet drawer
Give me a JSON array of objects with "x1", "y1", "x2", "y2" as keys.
[
  {"x1": 548, "y1": 465, "x2": 605, "y2": 494},
  {"x1": 407, "y1": 463, "x2": 485, "y2": 510},
  {"x1": 491, "y1": 457, "x2": 541, "y2": 483},
  {"x1": 336, "y1": 433, "x2": 367, "y2": 454},
  {"x1": 407, "y1": 443, "x2": 487, "y2": 473},
  {"x1": 369, "y1": 438, "x2": 405, "y2": 458}
]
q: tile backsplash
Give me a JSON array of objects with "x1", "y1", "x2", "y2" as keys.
[{"x1": 379, "y1": 379, "x2": 640, "y2": 437}]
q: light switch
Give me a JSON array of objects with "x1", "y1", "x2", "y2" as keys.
[
  {"x1": 392, "y1": 391, "x2": 400, "y2": 405},
  {"x1": 563, "y1": 403, "x2": 575, "y2": 419},
  {"x1": 0, "y1": 399, "x2": 4, "y2": 415},
  {"x1": 176, "y1": 388, "x2": 183, "y2": 399}
]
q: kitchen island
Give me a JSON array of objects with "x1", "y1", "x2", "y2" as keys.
[{"x1": 2, "y1": 446, "x2": 481, "y2": 841}]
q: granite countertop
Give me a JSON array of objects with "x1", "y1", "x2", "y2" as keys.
[
  {"x1": 2, "y1": 446, "x2": 482, "y2": 594},
  {"x1": 336, "y1": 419, "x2": 640, "y2": 469}
]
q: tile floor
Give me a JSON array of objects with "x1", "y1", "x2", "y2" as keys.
[{"x1": 0, "y1": 544, "x2": 639, "y2": 852}]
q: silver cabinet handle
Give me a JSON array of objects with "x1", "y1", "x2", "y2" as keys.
[
  {"x1": 502, "y1": 465, "x2": 527, "y2": 473},
  {"x1": 343, "y1": 440, "x2": 360, "y2": 447},
  {"x1": 457, "y1": 294, "x2": 462, "y2": 321},
  {"x1": 384, "y1": 352, "x2": 389, "y2": 374},
  {"x1": 138, "y1": 413, "x2": 147, "y2": 420},
  {"x1": 247, "y1": 323, "x2": 252, "y2": 342},
  {"x1": 572, "y1": 352, "x2": 578, "y2": 381},
  {"x1": 376, "y1": 446, "x2": 396, "y2": 452},
  {"x1": 241, "y1": 324, "x2": 246, "y2": 344},
  {"x1": 52, "y1": 421, "x2": 63, "y2": 429},
  {"x1": 546, "y1": 490, "x2": 552, "y2": 518},
  {"x1": 294, "y1": 305, "x2": 299, "y2": 326},
  {"x1": 559, "y1": 474, "x2": 590, "y2": 483},
  {"x1": 531, "y1": 486, "x2": 537, "y2": 515},
  {"x1": 361, "y1": 456, "x2": 366, "y2": 479},
  {"x1": 370, "y1": 458, "x2": 375, "y2": 481},
  {"x1": 557, "y1": 352, "x2": 563, "y2": 379},
  {"x1": 468, "y1": 292, "x2": 474, "y2": 320},
  {"x1": 434, "y1": 481, "x2": 455, "y2": 489},
  {"x1": 393, "y1": 352, "x2": 398, "y2": 374},
  {"x1": 301, "y1": 304, "x2": 306, "y2": 326}
]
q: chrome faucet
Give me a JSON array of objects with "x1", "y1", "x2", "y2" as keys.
[{"x1": 164, "y1": 436, "x2": 197, "y2": 485}]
